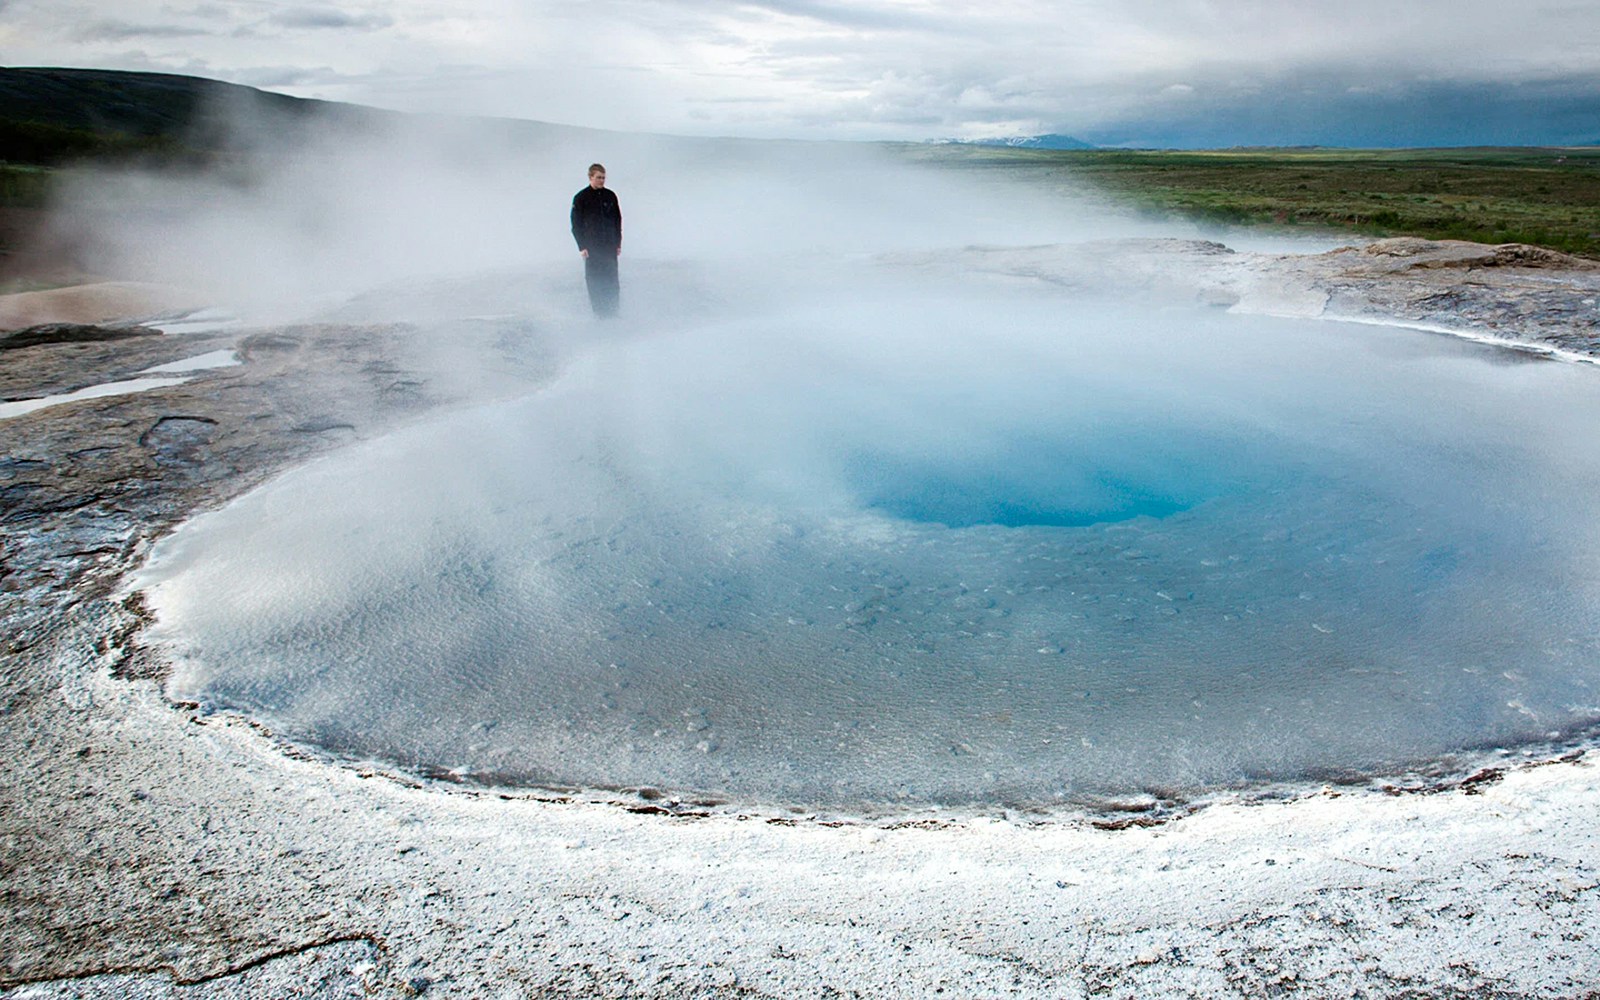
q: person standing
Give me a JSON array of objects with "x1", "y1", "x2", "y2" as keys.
[{"x1": 571, "y1": 163, "x2": 622, "y2": 316}]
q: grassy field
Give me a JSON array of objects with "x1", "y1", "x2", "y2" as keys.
[
  {"x1": 904, "y1": 145, "x2": 1600, "y2": 258},
  {"x1": 0, "y1": 165, "x2": 54, "y2": 209}
]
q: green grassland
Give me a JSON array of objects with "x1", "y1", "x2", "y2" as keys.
[
  {"x1": 0, "y1": 165, "x2": 52, "y2": 209},
  {"x1": 904, "y1": 144, "x2": 1600, "y2": 257}
]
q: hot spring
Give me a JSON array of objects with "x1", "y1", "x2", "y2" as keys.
[{"x1": 139, "y1": 290, "x2": 1600, "y2": 809}]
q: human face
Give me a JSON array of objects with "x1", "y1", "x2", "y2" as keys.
[{"x1": 588, "y1": 170, "x2": 606, "y2": 189}]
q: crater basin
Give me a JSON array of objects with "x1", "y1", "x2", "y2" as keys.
[{"x1": 139, "y1": 297, "x2": 1600, "y2": 809}]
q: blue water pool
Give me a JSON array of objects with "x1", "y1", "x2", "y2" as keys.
[{"x1": 139, "y1": 296, "x2": 1600, "y2": 808}]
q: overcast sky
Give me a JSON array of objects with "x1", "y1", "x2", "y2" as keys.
[{"x1": 6, "y1": 0, "x2": 1600, "y2": 146}]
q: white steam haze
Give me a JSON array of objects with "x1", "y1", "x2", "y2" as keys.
[
  {"x1": 138, "y1": 287, "x2": 1600, "y2": 807},
  {"x1": 50, "y1": 96, "x2": 1145, "y2": 321},
  {"x1": 53, "y1": 104, "x2": 1024, "y2": 315},
  {"x1": 109, "y1": 92, "x2": 1600, "y2": 810}
]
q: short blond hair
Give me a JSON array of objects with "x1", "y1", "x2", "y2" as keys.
[{"x1": 588, "y1": 163, "x2": 606, "y2": 177}]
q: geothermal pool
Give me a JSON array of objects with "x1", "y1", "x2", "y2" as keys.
[{"x1": 140, "y1": 296, "x2": 1600, "y2": 809}]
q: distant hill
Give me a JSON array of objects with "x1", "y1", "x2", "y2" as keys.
[
  {"x1": 0, "y1": 66, "x2": 737, "y2": 171},
  {"x1": 932, "y1": 134, "x2": 1096, "y2": 151},
  {"x1": 0, "y1": 67, "x2": 344, "y2": 136},
  {"x1": 0, "y1": 66, "x2": 405, "y2": 164},
  {"x1": 981, "y1": 134, "x2": 1096, "y2": 151}
]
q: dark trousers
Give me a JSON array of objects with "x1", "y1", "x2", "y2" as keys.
[{"x1": 584, "y1": 252, "x2": 620, "y2": 316}]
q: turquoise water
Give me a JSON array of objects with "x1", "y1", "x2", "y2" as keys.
[
  {"x1": 847, "y1": 431, "x2": 1235, "y2": 529},
  {"x1": 140, "y1": 297, "x2": 1600, "y2": 808}
]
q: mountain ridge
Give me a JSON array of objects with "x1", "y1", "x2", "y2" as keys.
[{"x1": 930, "y1": 133, "x2": 1096, "y2": 150}]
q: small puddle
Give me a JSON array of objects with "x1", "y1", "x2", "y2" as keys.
[
  {"x1": 0, "y1": 377, "x2": 190, "y2": 420},
  {"x1": 140, "y1": 350, "x2": 240, "y2": 374},
  {"x1": 1, "y1": 349, "x2": 241, "y2": 421},
  {"x1": 154, "y1": 311, "x2": 242, "y2": 336}
]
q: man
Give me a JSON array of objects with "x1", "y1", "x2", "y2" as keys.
[{"x1": 570, "y1": 163, "x2": 622, "y2": 316}]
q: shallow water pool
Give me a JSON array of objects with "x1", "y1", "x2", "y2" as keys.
[{"x1": 139, "y1": 296, "x2": 1600, "y2": 808}]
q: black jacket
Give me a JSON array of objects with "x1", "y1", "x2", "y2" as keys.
[{"x1": 571, "y1": 186, "x2": 622, "y2": 252}]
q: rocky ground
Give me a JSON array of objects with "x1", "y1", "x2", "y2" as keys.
[
  {"x1": 2, "y1": 239, "x2": 1599, "y2": 998},
  {"x1": 891, "y1": 237, "x2": 1600, "y2": 359}
]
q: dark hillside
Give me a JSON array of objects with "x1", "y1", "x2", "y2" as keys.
[
  {"x1": 0, "y1": 67, "x2": 304, "y2": 137},
  {"x1": 0, "y1": 67, "x2": 376, "y2": 286},
  {"x1": 0, "y1": 66, "x2": 641, "y2": 289},
  {"x1": 0, "y1": 66, "x2": 397, "y2": 164}
]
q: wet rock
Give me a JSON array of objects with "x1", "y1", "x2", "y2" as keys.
[
  {"x1": 239, "y1": 332, "x2": 302, "y2": 353},
  {"x1": 1366, "y1": 239, "x2": 1600, "y2": 271},
  {"x1": 139, "y1": 416, "x2": 219, "y2": 469},
  {"x1": 0, "y1": 323, "x2": 158, "y2": 350},
  {"x1": 0, "y1": 457, "x2": 48, "y2": 476},
  {"x1": 381, "y1": 379, "x2": 427, "y2": 407},
  {"x1": 291, "y1": 418, "x2": 357, "y2": 435},
  {"x1": 890, "y1": 236, "x2": 1600, "y2": 360}
]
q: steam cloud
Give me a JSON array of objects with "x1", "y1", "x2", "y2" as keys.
[
  {"x1": 47, "y1": 94, "x2": 1142, "y2": 323},
  {"x1": 115, "y1": 95, "x2": 1600, "y2": 810}
]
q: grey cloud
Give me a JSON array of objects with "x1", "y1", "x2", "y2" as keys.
[
  {"x1": 160, "y1": 2, "x2": 232, "y2": 19},
  {"x1": 680, "y1": 1, "x2": 1600, "y2": 144},
  {"x1": 692, "y1": 95, "x2": 786, "y2": 105},
  {"x1": 73, "y1": 19, "x2": 216, "y2": 41},
  {"x1": 230, "y1": 65, "x2": 352, "y2": 89},
  {"x1": 21, "y1": 0, "x2": 1600, "y2": 145},
  {"x1": 577, "y1": 0, "x2": 937, "y2": 39},
  {"x1": 80, "y1": 49, "x2": 217, "y2": 77},
  {"x1": 265, "y1": 7, "x2": 394, "y2": 31},
  {"x1": 726, "y1": 0, "x2": 954, "y2": 33},
  {"x1": 670, "y1": 48, "x2": 1600, "y2": 147},
  {"x1": 1074, "y1": 73, "x2": 1600, "y2": 148}
]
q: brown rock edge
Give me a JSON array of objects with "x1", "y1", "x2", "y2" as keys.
[{"x1": 0, "y1": 283, "x2": 206, "y2": 333}]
